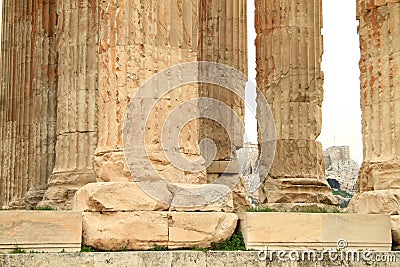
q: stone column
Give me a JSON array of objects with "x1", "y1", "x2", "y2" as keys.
[
  {"x1": 198, "y1": 0, "x2": 250, "y2": 209},
  {"x1": 94, "y1": 0, "x2": 249, "y2": 210},
  {"x1": 40, "y1": 0, "x2": 98, "y2": 209},
  {"x1": 0, "y1": 0, "x2": 58, "y2": 209},
  {"x1": 94, "y1": 0, "x2": 206, "y2": 184},
  {"x1": 198, "y1": 0, "x2": 247, "y2": 177},
  {"x1": 255, "y1": 0, "x2": 337, "y2": 206},
  {"x1": 349, "y1": 0, "x2": 400, "y2": 214},
  {"x1": 25, "y1": 0, "x2": 58, "y2": 209}
]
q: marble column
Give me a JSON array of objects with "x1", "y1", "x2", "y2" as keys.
[
  {"x1": 94, "y1": 0, "x2": 248, "y2": 203},
  {"x1": 349, "y1": 0, "x2": 400, "y2": 214},
  {"x1": 94, "y1": 0, "x2": 207, "y2": 184},
  {"x1": 255, "y1": 0, "x2": 337, "y2": 206},
  {"x1": 40, "y1": 0, "x2": 98, "y2": 209},
  {"x1": 0, "y1": 0, "x2": 58, "y2": 209},
  {"x1": 197, "y1": 0, "x2": 249, "y2": 208}
]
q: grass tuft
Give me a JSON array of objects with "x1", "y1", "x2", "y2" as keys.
[
  {"x1": 210, "y1": 231, "x2": 246, "y2": 251},
  {"x1": 35, "y1": 206, "x2": 55, "y2": 211},
  {"x1": 81, "y1": 246, "x2": 96, "y2": 253}
]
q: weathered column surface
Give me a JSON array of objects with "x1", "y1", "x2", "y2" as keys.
[
  {"x1": 0, "y1": 0, "x2": 57, "y2": 209},
  {"x1": 94, "y1": 0, "x2": 248, "y2": 204},
  {"x1": 349, "y1": 0, "x2": 400, "y2": 214},
  {"x1": 40, "y1": 0, "x2": 99, "y2": 209},
  {"x1": 255, "y1": 0, "x2": 337, "y2": 206},
  {"x1": 1, "y1": 0, "x2": 249, "y2": 210},
  {"x1": 93, "y1": 0, "x2": 205, "y2": 185},
  {"x1": 198, "y1": 0, "x2": 250, "y2": 208}
]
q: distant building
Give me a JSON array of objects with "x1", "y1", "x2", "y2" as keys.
[{"x1": 323, "y1": 146, "x2": 359, "y2": 193}]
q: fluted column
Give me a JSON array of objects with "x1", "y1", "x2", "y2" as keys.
[
  {"x1": 94, "y1": 0, "x2": 206, "y2": 184},
  {"x1": 198, "y1": 0, "x2": 247, "y2": 177},
  {"x1": 255, "y1": 0, "x2": 337, "y2": 205},
  {"x1": 40, "y1": 0, "x2": 98, "y2": 209},
  {"x1": 25, "y1": 0, "x2": 58, "y2": 209},
  {"x1": 198, "y1": 0, "x2": 249, "y2": 208},
  {"x1": 0, "y1": 0, "x2": 57, "y2": 209},
  {"x1": 94, "y1": 0, "x2": 248, "y2": 200},
  {"x1": 349, "y1": 0, "x2": 400, "y2": 214}
]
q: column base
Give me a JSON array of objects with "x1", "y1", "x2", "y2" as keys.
[
  {"x1": 259, "y1": 177, "x2": 338, "y2": 205},
  {"x1": 7, "y1": 198, "x2": 27, "y2": 210},
  {"x1": 358, "y1": 161, "x2": 400, "y2": 192},
  {"x1": 93, "y1": 151, "x2": 133, "y2": 182},
  {"x1": 40, "y1": 172, "x2": 96, "y2": 210},
  {"x1": 24, "y1": 186, "x2": 47, "y2": 209},
  {"x1": 348, "y1": 189, "x2": 400, "y2": 215}
]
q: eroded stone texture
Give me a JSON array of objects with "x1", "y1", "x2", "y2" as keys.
[
  {"x1": 349, "y1": 189, "x2": 400, "y2": 215},
  {"x1": 349, "y1": 0, "x2": 400, "y2": 214},
  {"x1": 94, "y1": 1, "x2": 204, "y2": 185},
  {"x1": 197, "y1": 0, "x2": 249, "y2": 210},
  {"x1": 168, "y1": 212, "x2": 238, "y2": 249},
  {"x1": 83, "y1": 212, "x2": 169, "y2": 251},
  {"x1": 198, "y1": 0, "x2": 247, "y2": 176},
  {"x1": 0, "y1": 0, "x2": 57, "y2": 209},
  {"x1": 39, "y1": 0, "x2": 99, "y2": 210},
  {"x1": 255, "y1": 0, "x2": 337, "y2": 205},
  {"x1": 82, "y1": 212, "x2": 238, "y2": 251},
  {"x1": 92, "y1": 1, "x2": 250, "y2": 209},
  {"x1": 73, "y1": 182, "x2": 234, "y2": 212}
]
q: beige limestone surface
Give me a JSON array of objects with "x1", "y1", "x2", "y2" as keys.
[
  {"x1": 255, "y1": 0, "x2": 337, "y2": 205},
  {"x1": 0, "y1": 211, "x2": 82, "y2": 253},
  {"x1": 82, "y1": 212, "x2": 238, "y2": 251},
  {"x1": 83, "y1": 212, "x2": 169, "y2": 251},
  {"x1": 350, "y1": 0, "x2": 400, "y2": 214},
  {"x1": 74, "y1": 182, "x2": 234, "y2": 212},
  {"x1": 239, "y1": 212, "x2": 392, "y2": 251},
  {"x1": 349, "y1": 189, "x2": 400, "y2": 215},
  {"x1": 0, "y1": 0, "x2": 250, "y2": 212},
  {"x1": 0, "y1": 0, "x2": 58, "y2": 210}
]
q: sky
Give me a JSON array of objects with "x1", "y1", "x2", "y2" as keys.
[{"x1": 245, "y1": 0, "x2": 363, "y2": 165}]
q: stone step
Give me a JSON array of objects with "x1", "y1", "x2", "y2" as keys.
[
  {"x1": 82, "y1": 212, "x2": 238, "y2": 251},
  {"x1": 239, "y1": 212, "x2": 392, "y2": 251},
  {"x1": 0, "y1": 211, "x2": 82, "y2": 253}
]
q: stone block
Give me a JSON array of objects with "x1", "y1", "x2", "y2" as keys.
[
  {"x1": 82, "y1": 212, "x2": 169, "y2": 251},
  {"x1": 0, "y1": 211, "x2": 82, "y2": 253},
  {"x1": 82, "y1": 211, "x2": 238, "y2": 251},
  {"x1": 239, "y1": 212, "x2": 392, "y2": 251},
  {"x1": 348, "y1": 189, "x2": 400, "y2": 215},
  {"x1": 168, "y1": 184, "x2": 234, "y2": 212},
  {"x1": 74, "y1": 182, "x2": 234, "y2": 213},
  {"x1": 168, "y1": 212, "x2": 238, "y2": 249},
  {"x1": 73, "y1": 182, "x2": 172, "y2": 212}
]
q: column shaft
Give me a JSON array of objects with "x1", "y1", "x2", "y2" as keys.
[
  {"x1": 40, "y1": 0, "x2": 99, "y2": 209},
  {"x1": 0, "y1": 0, "x2": 58, "y2": 209},
  {"x1": 349, "y1": 0, "x2": 400, "y2": 214},
  {"x1": 94, "y1": 0, "x2": 206, "y2": 184},
  {"x1": 255, "y1": 0, "x2": 337, "y2": 205}
]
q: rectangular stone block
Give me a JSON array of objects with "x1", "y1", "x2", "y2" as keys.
[
  {"x1": 239, "y1": 212, "x2": 392, "y2": 251},
  {"x1": 82, "y1": 211, "x2": 238, "y2": 251},
  {"x1": 0, "y1": 211, "x2": 82, "y2": 253},
  {"x1": 82, "y1": 212, "x2": 169, "y2": 251},
  {"x1": 168, "y1": 212, "x2": 238, "y2": 249}
]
